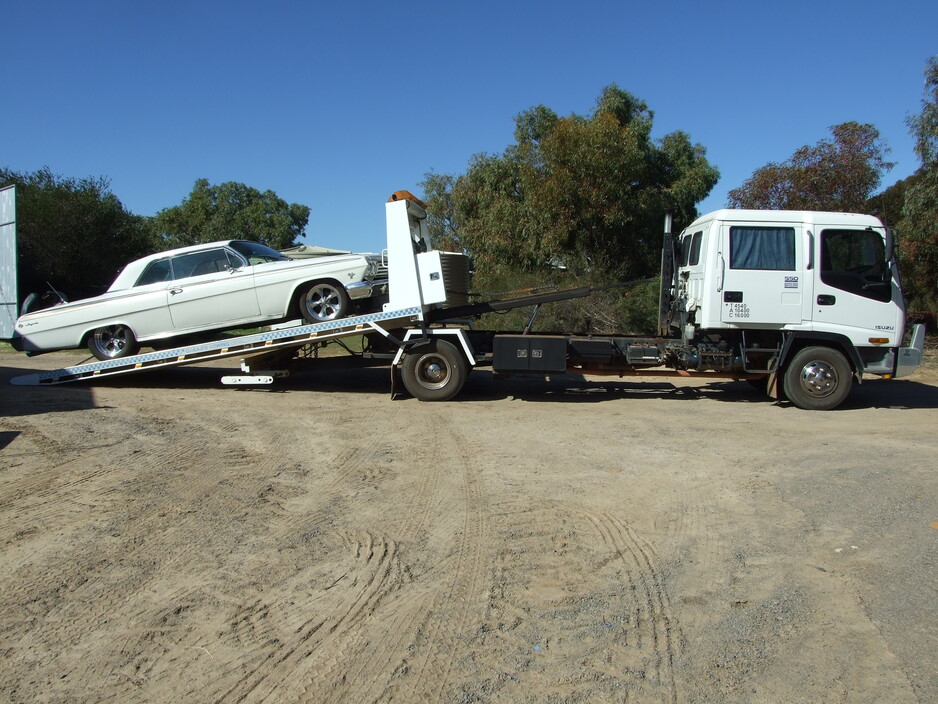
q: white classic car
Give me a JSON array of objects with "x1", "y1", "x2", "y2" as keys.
[{"x1": 11, "y1": 240, "x2": 387, "y2": 360}]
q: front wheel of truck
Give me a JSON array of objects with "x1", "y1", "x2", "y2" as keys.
[{"x1": 782, "y1": 346, "x2": 852, "y2": 410}]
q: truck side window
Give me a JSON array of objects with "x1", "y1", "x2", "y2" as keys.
[
  {"x1": 679, "y1": 235, "x2": 692, "y2": 266},
  {"x1": 689, "y1": 231, "x2": 702, "y2": 265},
  {"x1": 820, "y1": 229, "x2": 891, "y2": 303},
  {"x1": 729, "y1": 227, "x2": 795, "y2": 270},
  {"x1": 679, "y1": 231, "x2": 703, "y2": 267}
]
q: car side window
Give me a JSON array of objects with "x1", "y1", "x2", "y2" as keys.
[
  {"x1": 171, "y1": 249, "x2": 233, "y2": 280},
  {"x1": 136, "y1": 259, "x2": 172, "y2": 286}
]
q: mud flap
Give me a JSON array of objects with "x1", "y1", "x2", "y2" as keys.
[
  {"x1": 390, "y1": 364, "x2": 405, "y2": 399},
  {"x1": 766, "y1": 370, "x2": 779, "y2": 400}
]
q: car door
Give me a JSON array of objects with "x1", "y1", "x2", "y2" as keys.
[
  {"x1": 719, "y1": 222, "x2": 804, "y2": 325},
  {"x1": 166, "y1": 248, "x2": 261, "y2": 331}
]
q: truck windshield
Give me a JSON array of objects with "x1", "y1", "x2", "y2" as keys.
[{"x1": 820, "y1": 229, "x2": 891, "y2": 303}]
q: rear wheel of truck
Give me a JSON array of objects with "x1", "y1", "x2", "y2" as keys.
[
  {"x1": 401, "y1": 339, "x2": 468, "y2": 401},
  {"x1": 782, "y1": 346, "x2": 852, "y2": 410}
]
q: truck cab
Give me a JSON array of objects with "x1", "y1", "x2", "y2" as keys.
[{"x1": 671, "y1": 209, "x2": 920, "y2": 408}]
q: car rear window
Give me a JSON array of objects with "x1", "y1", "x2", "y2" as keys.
[
  {"x1": 229, "y1": 241, "x2": 288, "y2": 264},
  {"x1": 136, "y1": 259, "x2": 172, "y2": 286}
]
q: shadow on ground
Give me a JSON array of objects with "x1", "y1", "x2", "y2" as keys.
[{"x1": 5, "y1": 353, "x2": 937, "y2": 412}]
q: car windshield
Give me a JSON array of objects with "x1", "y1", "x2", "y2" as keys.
[{"x1": 229, "y1": 241, "x2": 289, "y2": 264}]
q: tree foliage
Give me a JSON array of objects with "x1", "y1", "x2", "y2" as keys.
[
  {"x1": 867, "y1": 172, "x2": 919, "y2": 227},
  {"x1": 153, "y1": 179, "x2": 310, "y2": 250},
  {"x1": 438, "y1": 85, "x2": 718, "y2": 280},
  {"x1": 897, "y1": 57, "x2": 938, "y2": 310},
  {"x1": 419, "y1": 171, "x2": 461, "y2": 251},
  {"x1": 727, "y1": 122, "x2": 894, "y2": 212},
  {"x1": 0, "y1": 167, "x2": 155, "y2": 301}
]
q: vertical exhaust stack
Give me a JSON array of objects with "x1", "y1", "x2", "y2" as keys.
[{"x1": 657, "y1": 212, "x2": 674, "y2": 336}]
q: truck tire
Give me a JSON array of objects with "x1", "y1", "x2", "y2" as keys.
[
  {"x1": 401, "y1": 339, "x2": 468, "y2": 401},
  {"x1": 782, "y1": 346, "x2": 852, "y2": 410}
]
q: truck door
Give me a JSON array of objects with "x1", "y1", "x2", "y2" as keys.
[
  {"x1": 811, "y1": 227, "x2": 901, "y2": 341},
  {"x1": 719, "y1": 223, "x2": 804, "y2": 325}
]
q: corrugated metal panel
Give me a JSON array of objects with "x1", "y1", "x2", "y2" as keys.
[
  {"x1": 439, "y1": 252, "x2": 471, "y2": 307},
  {"x1": 0, "y1": 185, "x2": 17, "y2": 340}
]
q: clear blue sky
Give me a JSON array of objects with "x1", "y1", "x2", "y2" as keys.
[{"x1": 3, "y1": 0, "x2": 935, "y2": 253}]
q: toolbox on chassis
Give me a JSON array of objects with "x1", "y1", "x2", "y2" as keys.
[{"x1": 4, "y1": 188, "x2": 926, "y2": 410}]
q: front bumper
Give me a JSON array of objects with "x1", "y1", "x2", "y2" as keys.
[{"x1": 894, "y1": 323, "x2": 926, "y2": 378}]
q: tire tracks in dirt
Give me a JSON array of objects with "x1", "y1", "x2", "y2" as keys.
[
  {"x1": 218, "y1": 408, "x2": 491, "y2": 704},
  {"x1": 463, "y1": 497, "x2": 684, "y2": 702},
  {"x1": 210, "y1": 530, "x2": 406, "y2": 704},
  {"x1": 0, "y1": 402, "x2": 281, "y2": 702},
  {"x1": 651, "y1": 477, "x2": 732, "y2": 617},
  {"x1": 113, "y1": 409, "x2": 420, "y2": 704},
  {"x1": 381, "y1": 413, "x2": 489, "y2": 702}
]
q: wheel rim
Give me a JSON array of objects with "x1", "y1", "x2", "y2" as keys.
[
  {"x1": 93, "y1": 326, "x2": 131, "y2": 358},
  {"x1": 798, "y1": 360, "x2": 838, "y2": 399},
  {"x1": 414, "y1": 353, "x2": 451, "y2": 390},
  {"x1": 304, "y1": 285, "x2": 342, "y2": 321}
]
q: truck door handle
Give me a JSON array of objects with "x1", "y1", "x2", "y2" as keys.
[{"x1": 817, "y1": 294, "x2": 836, "y2": 306}]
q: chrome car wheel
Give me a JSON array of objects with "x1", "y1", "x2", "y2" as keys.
[
  {"x1": 88, "y1": 324, "x2": 139, "y2": 361},
  {"x1": 300, "y1": 282, "x2": 350, "y2": 323}
]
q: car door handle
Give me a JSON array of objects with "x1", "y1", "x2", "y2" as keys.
[{"x1": 169, "y1": 288, "x2": 183, "y2": 295}]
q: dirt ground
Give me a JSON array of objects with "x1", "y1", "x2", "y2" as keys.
[{"x1": 1, "y1": 347, "x2": 937, "y2": 704}]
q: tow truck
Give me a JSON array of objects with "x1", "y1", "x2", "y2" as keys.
[{"x1": 1, "y1": 186, "x2": 926, "y2": 409}]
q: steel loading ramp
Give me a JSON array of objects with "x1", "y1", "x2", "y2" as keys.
[{"x1": 10, "y1": 306, "x2": 421, "y2": 386}]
